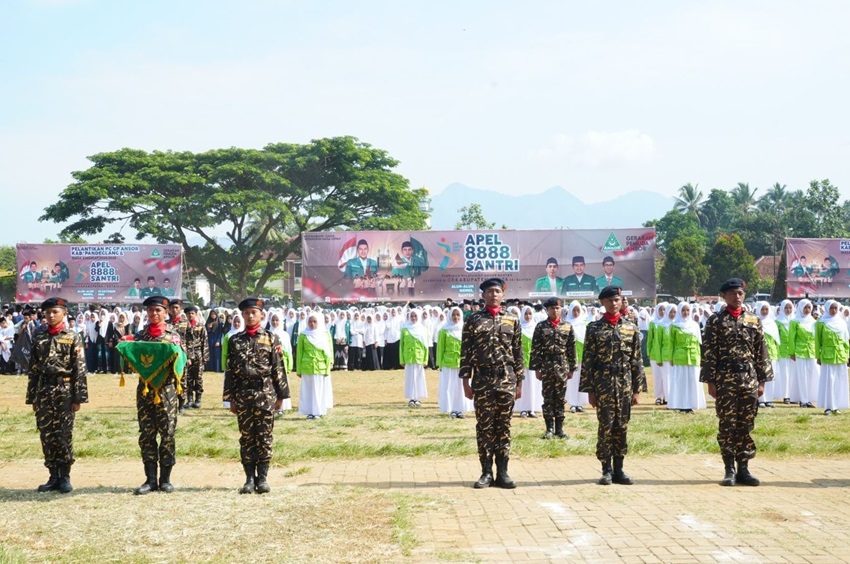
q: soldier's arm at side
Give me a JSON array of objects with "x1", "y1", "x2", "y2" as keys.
[
  {"x1": 222, "y1": 336, "x2": 236, "y2": 408},
  {"x1": 700, "y1": 316, "x2": 717, "y2": 397},
  {"x1": 566, "y1": 324, "x2": 577, "y2": 375},
  {"x1": 753, "y1": 321, "x2": 773, "y2": 384},
  {"x1": 25, "y1": 337, "x2": 41, "y2": 407},
  {"x1": 201, "y1": 327, "x2": 210, "y2": 364},
  {"x1": 459, "y1": 318, "x2": 474, "y2": 399},
  {"x1": 71, "y1": 332, "x2": 89, "y2": 408},
  {"x1": 511, "y1": 317, "x2": 524, "y2": 380},
  {"x1": 630, "y1": 323, "x2": 647, "y2": 396},
  {"x1": 528, "y1": 323, "x2": 543, "y2": 372}
]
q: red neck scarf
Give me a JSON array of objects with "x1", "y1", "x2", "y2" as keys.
[
  {"x1": 245, "y1": 324, "x2": 261, "y2": 336},
  {"x1": 147, "y1": 322, "x2": 166, "y2": 338},
  {"x1": 726, "y1": 307, "x2": 743, "y2": 319},
  {"x1": 47, "y1": 322, "x2": 66, "y2": 336},
  {"x1": 189, "y1": 319, "x2": 197, "y2": 328},
  {"x1": 602, "y1": 312, "x2": 621, "y2": 326},
  {"x1": 485, "y1": 305, "x2": 501, "y2": 317},
  {"x1": 549, "y1": 318, "x2": 560, "y2": 328}
]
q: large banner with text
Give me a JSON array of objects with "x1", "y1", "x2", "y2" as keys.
[
  {"x1": 16, "y1": 244, "x2": 183, "y2": 304},
  {"x1": 301, "y1": 229, "x2": 656, "y2": 303},
  {"x1": 785, "y1": 238, "x2": 850, "y2": 298}
]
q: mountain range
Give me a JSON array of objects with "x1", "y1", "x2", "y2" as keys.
[{"x1": 428, "y1": 183, "x2": 674, "y2": 230}]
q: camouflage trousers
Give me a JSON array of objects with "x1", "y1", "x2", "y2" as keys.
[
  {"x1": 594, "y1": 396, "x2": 632, "y2": 461},
  {"x1": 540, "y1": 372, "x2": 567, "y2": 419},
  {"x1": 184, "y1": 360, "x2": 204, "y2": 394},
  {"x1": 714, "y1": 385, "x2": 758, "y2": 462},
  {"x1": 473, "y1": 386, "x2": 515, "y2": 461},
  {"x1": 34, "y1": 383, "x2": 76, "y2": 468},
  {"x1": 235, "y1": 403, "x2": 275, "y2": 464},
  {"x1": 137, "y1": 382, "x2": 178, "y2": 465}
]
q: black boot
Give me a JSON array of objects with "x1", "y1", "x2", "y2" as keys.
[
  {"x1": 255, "y1": 462, "x2": 271, "y2": 494},
  {"x1": 543, "y1": 417, "x2": 554, "y2": 439},
  {"x1": 159, "y1": 464, "x2": 174, "y2": 493},
  {"x1": 178, "y1": 394, "x2": 187, "y2": 415},
  {"x1": 493, "y1": 454, "x2": 516, "y2": 489},
  {"x1": 239, "y1": 463, "x2": 255, "y2": 494},
  {"x1": 473, "y1": 456, "x2": 494, "y2": 489},
  {"x1": 735, "y1": 459, "x2": 760, "y2": 486},
  {"x1": 598, "y1": 459, "x2": 613, "y2": 485},
  {"x1": 193, "y1": 393, "x2": 202, "y2": 409},
  {"x1": 721, "y1": 455, "x2": 736, "y2": 487},
  {"x1": 135, "y1": 462, "x2": 158, "y2": 495},
  {"x1": 54, "y1": 464, "x2": 73, "y2": 494},
  {"x1": 554, "y1": 417, "x2": 568, "y2": 439},
  {"x1": 612, "y1": 457, "x2": 633, "y2": 485},
  {"x1": 37, "y1": 466, "x2": 60, "y2": 493}
]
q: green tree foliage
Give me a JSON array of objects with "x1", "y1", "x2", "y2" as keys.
[
  {"x1": 700, "y1": 189, "x2": 742, "y2": 242},
  {"x1": 704, "y1": 234, "x2": 760, "y2": 294},
  {"x1": 41, "y1": 137, "x2": 429, "y2": 300},
  {"x1": 455, "y1": 203, "x2": 496, "y2": 229},
  {"x1": 0, "y1": 245, "x2": 16, "y2": 302},
  {"x1": 673, "y1": 183, "x2": 704, "y2": 224},
  {"x1": 731, "y1": 182, "x2": 758, "y2": 213},
  {"x1": 802, "y1": 179, "x2": 845, "y2": 238},
  {"x1": 644, "y1": 210, "x2": 704, "y2": 254},
  {"x1": 659, "y1": 236, "x2": 709, "y2": 296}
]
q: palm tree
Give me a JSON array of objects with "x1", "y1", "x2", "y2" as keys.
[
  {"x1": 673, "y1": 183, "x2": 704, "y2": 224},
  {"x1": 731, "y1": 182, "x2": 759, "y2": 213},
  {"x1": 757, "y1": 182, "x2": 789, "y2": 214}
]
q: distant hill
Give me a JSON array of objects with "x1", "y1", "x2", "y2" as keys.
[{"x1": 429, "y1": 183, "x2": 674, "y2": 230}]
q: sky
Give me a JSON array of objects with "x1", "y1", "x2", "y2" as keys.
[{"x1": 2, "y1": 0, "x2": 849, "y2": 245}]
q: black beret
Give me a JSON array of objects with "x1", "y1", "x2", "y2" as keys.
[
  {"x1": 543, "y1": 297, "x2": 562, "y2": 308},
  {"x1": 238, "y1": 297, "x2": 265, "y2": 311},
  {"x1": 479, "y1": 278, "x2": 506, "y2": 292},
  {"x1": 598, "y1": 285, "x2": 622, "y2": 300},
  {"x1": 142, "y1": 296, "x2": 170, "y2": 308},
  {"x1": 572, "y1": 256, "x2": 585, "y2": 264},
  {"x1": 183, "y1": 305, "x2": 198, "y2": 313},
  {"x1": 41, "y1": 297, "x2": 68, "y2": 310},
  {"x1": 719, "y1": 278, "x2": 746, "y2": 293},
  {"x1": 168, "y1": 298, "x2": 183, "y2": 307}
]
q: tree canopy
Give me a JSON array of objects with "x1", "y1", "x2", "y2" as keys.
[{"x1": 41, "y1": 137, "x2": 429, "y2": 300}]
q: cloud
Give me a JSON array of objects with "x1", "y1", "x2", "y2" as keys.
[{"x1": 533, "y1": 130, "x2": 656, "y2": 168}]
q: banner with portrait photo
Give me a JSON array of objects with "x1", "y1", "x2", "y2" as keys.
[
  {"x1": 16, "y1": 244, "x2": 183, "y2": 304},
  {"x1": 301, "y1": 229, "x2": 656, "y2": 303},
  {"x1": 785, "y1": 238, "x2": 850, "y2": 298}
]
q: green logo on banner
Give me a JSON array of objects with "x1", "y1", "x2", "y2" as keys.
[
  {"x1": 602, "y1": 233, "x2": 623, "y2": 252},
  {"x1": 150, "y1": 248, "x2": 162, "y2": 258}
]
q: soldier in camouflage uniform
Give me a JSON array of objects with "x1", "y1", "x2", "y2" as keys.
[
  {"x1": 26, "y1": 297, "x2": 88, "y2": 493},
  {"x1": 135, "y1": 295, "x2": 185, "y2": 495},
  {"x1": 168, "y1": 299, "x2": 190, "y2": 414},
  {"x1": 701, "y1": 278, "x2": 772, "y2": 487},
  {"x1": 182, "y1": 305, "x2": 209, "y2": 409},
  {"x1": 529, "y1": 297, "x2": 577, "y2": 439},
  {"x1": 580, "y1": 286, "x2": 646, "y2": 485},
  {"x1": 223, "y1": 298, "x2": 290, "y2": 494},
  {"x1": 460, "y1": 278, "x2": 524, "y2": 489}
]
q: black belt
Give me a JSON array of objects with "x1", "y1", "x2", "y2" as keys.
[{"x1": 719, "y1": 361, "x2": 751, "y2": 371}]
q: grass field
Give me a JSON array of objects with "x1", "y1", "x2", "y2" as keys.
[{"x1": 1, "y1": 368, "x2": 849, "y2": 562}]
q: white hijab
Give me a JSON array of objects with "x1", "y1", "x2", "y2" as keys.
[
  {"x1": 776, "y1": 299, "x2": 794, "y2": 328},
  {"x1": 755, "y1": 300, "x2": 780, "y2": 344},
  {"x1": 300, "y1": 312, "x2": 330, "y2": 350},
  {"x1": 270, "y1": 313, "x2": 292, "y2": 354},
  {"x1": 564, "y1": 300, "x2": 586, "y2": 343},
  {"x1": 794, "y1": 299, "x2": 816, "y2": 334},
  {"x1": 672, "y1": 302, "x2": 702, "y2": 342},
  {"x1": 519, "y1": 305, "x2": 537, "y2": 340},
  {"x1": 819, "y1": 299, "x2": 849, "y2": 339},
  {"x1": 227, "y1": 313, "x2": 243, "y2": 338},
  {"x1": 441, "y1": 307, "x2": 463, "y2": 341},
  {"x1": 402, "y1": 309, "x2": 430, "y2": 348},
  {"x1": 653, "y1": 303, "x2": 669, "y2": 326}
]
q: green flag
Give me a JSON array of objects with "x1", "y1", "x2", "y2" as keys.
[{"x1": 116, "y1": 340, "x2": 187, "y2": 404}]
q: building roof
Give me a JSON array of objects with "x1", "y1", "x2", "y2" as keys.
[{"x1": 754, "y1": 255, "x2": 781, "y2": 280}]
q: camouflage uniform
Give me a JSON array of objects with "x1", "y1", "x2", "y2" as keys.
[
  {"x1": 183, "y1": 321, "x2": 209, "y2": 405},
  {"x1": 579, "y1": 317, "x2": 646, "y2": 463},
  {"x1": 223, "y1": 328, "x2": 289, "y2": 467},
  {"x1": 701, "y1": 310, "x2": 772, "y2": 465},
  {"x1": 135, "y1": 325, "x2": 184, "y2": 467},
  {"x1": 529, "y1": 320, "x2": 577, "y2": 436},
  {"x1": 459, "y1": 307, "x2": 523, "y2": 483},
  {"x1": 26, "y1": 328, "x2": 88, "y2": 474},
  {"x1": 169, "y1": 315, "x2": 189, "y2": 409}
]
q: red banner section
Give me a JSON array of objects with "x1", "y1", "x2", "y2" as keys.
[
  {"x1": 16, "y1": 244, "x2": 183, "y2": 304},
  {"x1": 302, "y1": 229, "x2": 656, "y2": 303}
]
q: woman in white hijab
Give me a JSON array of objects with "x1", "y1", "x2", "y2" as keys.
[
  {"x1": 789, "y1": 299, "x2": 819, "y2": 407},
  {"x1": 563, "y1": 300, "x2": 589, "y2": 413},
  {"x1": 646, "y1": 303, "x2": 669, "y2": 405},
  {"x1": 514, "y1": 305, "x2": 543, "y2": 418},
  {"x1": 436, "y1": 307, "x2": 474, "y2": 417},
  {"x1": 755, "y1": 301, "x2": 779, "y2": 408},
  {"x1": 815, "y1": 300, "x2": 850, "y2": 415},
  {"x1": 667, "y1": 302, "x2": 706, "y2": 412},
  {"x1": 296, "y1": 312, "x2": 334, "y2": 419},
  {"x1": 774, "y1": 299, "x2": 795, "y2": 404},
  {"x1": 400, "y1": 309, "x2": 429, "y2": 407}
]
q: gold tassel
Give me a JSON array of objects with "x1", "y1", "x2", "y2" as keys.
[
  {"x1": 119, "y1": 372, "x2": 125, "y2": 387},
  {"x1": 143, "y1": 382, "x2": 149, "y2": 397},
  {"x1": 154, "y1": 390, "x2": 161, "y2": 405}
]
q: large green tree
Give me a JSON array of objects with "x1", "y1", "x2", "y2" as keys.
[
  {"x1": 0, "y1": 245, "x2": 16, "y2": 302},
  {"x1": 644, "y1": 210, "x2": 704, "y2": 254},
  {"x1": 700, "y1": 188, "x2": 741, "y2": 242},
  {"x1": 802, "y1": 179, "x2": 845, "y2": 238},
  {"x1": 41, "y1": 137, "x2": 429, "y2": 300},
  {"x1": 703, "y1": 234, "x2": 760, "y2": 294},
  {"x1": 659, "y1": 235, "x2": 709, "y2": 297}
]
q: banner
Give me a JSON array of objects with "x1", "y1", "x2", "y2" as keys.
[
  {"x1": 301, "y1": 229, "x2": 656, "y2": 303},
  {"x1": 785, "y1": 238, "x2": 850, "y2": 298},
  {"x1": 15, "y1": 244, "x2": 183, "y2": 304}
]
